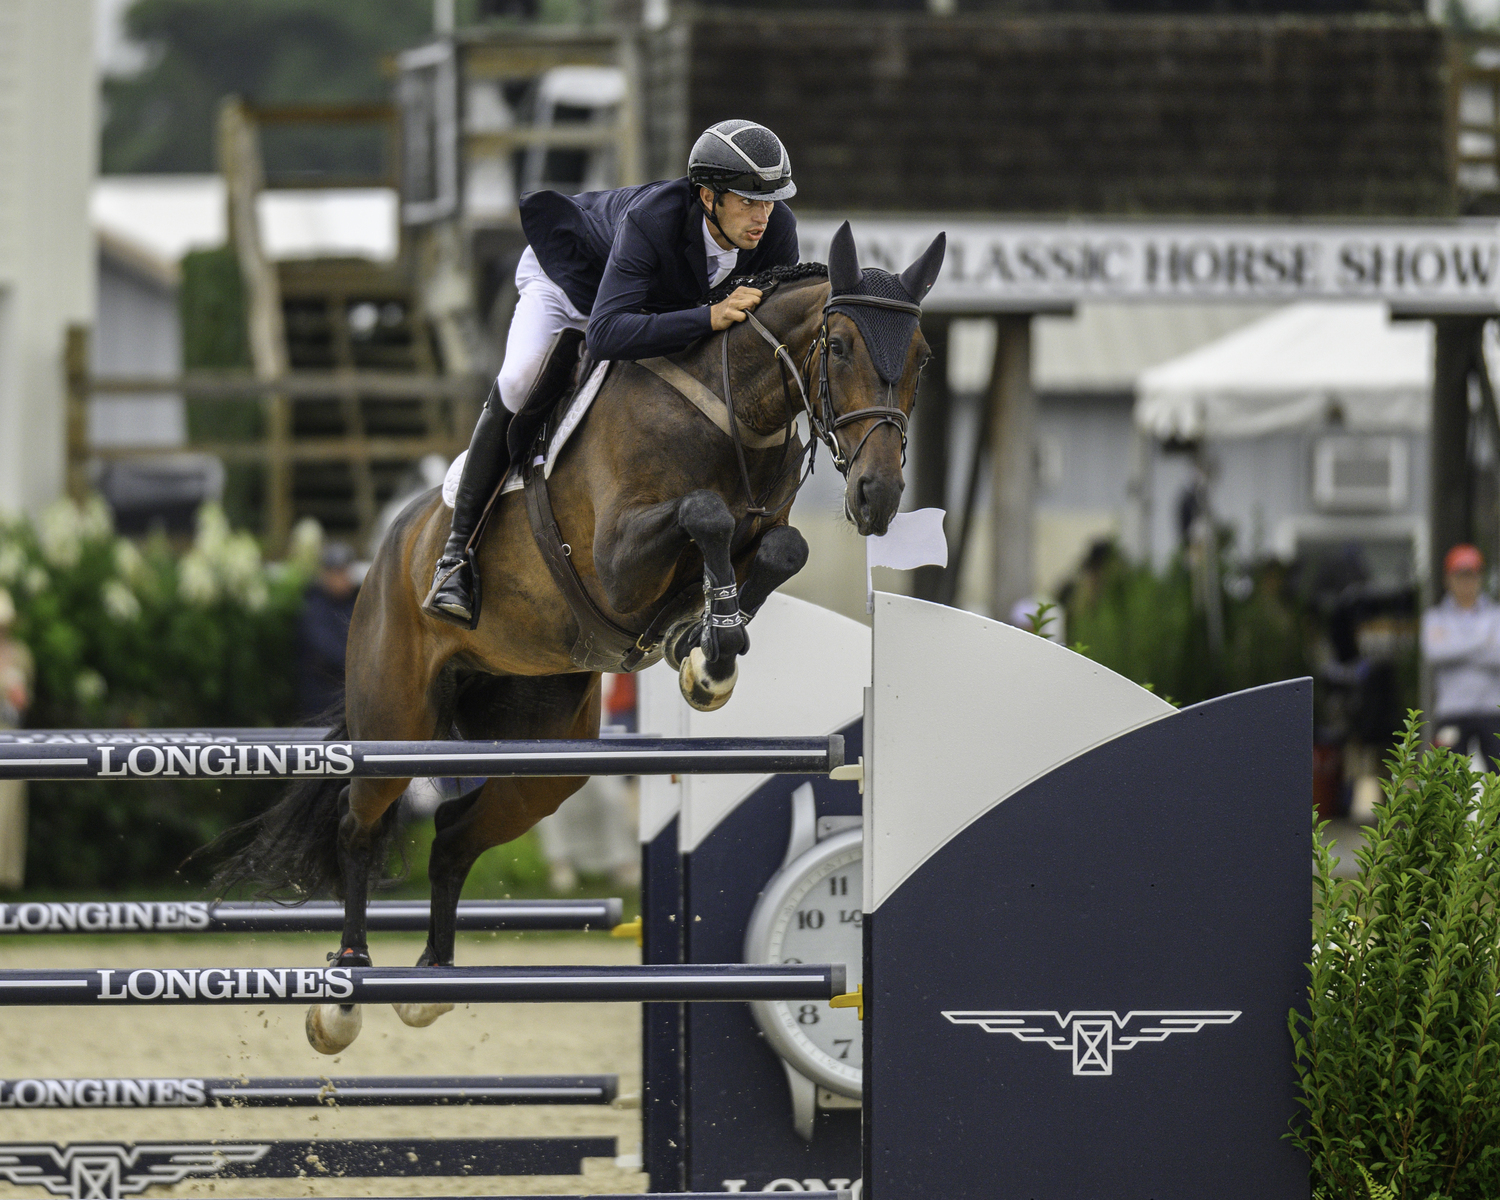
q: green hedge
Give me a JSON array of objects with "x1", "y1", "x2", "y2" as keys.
[
  {"x1": 0, "y1": 500, "x2": 309, "y2": 889},
  {"x1": 1295, "y1": 718, "x2": 1500, "y2": 1197},
  {"x1": 1066, "y1": 552, "x2": 1311, "y2": 706}
]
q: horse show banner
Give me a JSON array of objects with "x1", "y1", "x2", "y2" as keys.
[{"x1": 796, "y1": 217, "x2": 1500, "y2": 313}]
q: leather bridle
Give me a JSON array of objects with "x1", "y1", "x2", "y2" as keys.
[
  {"x1": 809, "y1": 291, "x2": 919, "y2": 472},
  {"x1": 724, "y1": 288, "x2": 921, "y2": 516}
]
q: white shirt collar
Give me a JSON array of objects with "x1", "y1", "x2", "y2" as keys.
[{"x1": 702, "y1": 217, "x2": 739, "y2": 287}]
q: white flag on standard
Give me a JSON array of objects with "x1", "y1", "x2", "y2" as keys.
[{"x1": 866, "y1": 508, "x2": 949, "y2": 611}]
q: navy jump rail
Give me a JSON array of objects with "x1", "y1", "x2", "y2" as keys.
[
  {"x1": 0, "y1": 735, "x2": 843, "y2": 781},
  {"x1": 0, "y1": 728, "x2": 330, "y2": 745},
  {"x1": 0, "y1": 962, "x2": 846, "y2": 1006},
  {"x1": 0, "y1": 899, "x2": 623, "y2": 935},
  {"x1": 0, "y1": 1074, "x2": 618, "y2": 1108}
]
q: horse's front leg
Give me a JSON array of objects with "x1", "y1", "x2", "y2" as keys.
[
  {"x1": 665, "y1": 521, "x2": 809, "y2": 672},
  {"x1": 595, "y1": 489, "x2": 745, "y2": 711},
  {"x1": 737, "y1": 523, "x2": 809, "y2": 620}
]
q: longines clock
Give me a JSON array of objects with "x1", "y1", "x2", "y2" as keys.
[{"x1": 744, "y1": 801, "x2": 862, "y2": 1139}]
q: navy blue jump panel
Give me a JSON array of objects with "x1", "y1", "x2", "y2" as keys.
[
  {"x1": 865, "y1": 681, "x2": 1310, "y2": 1200},
  {"x1": 677, "y1": 721, "x2": 865, "y2": 1194}
]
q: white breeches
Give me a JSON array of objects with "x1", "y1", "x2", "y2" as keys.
[{"x1": 497, "y1": 247, "x2": 589, "y2": 414}]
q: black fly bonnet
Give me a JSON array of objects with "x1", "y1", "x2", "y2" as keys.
[{"x1": 814, "y1": 221, "x2": 946, "y2": 471}]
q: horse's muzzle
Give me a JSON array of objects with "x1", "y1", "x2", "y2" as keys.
[{"x1": 849, "y1": 472, "x2": 903, "y2": 538}]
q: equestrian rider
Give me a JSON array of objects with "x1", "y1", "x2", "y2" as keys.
[{"x1": 423, "y1": 118, "x2": 800, "y2": 626}]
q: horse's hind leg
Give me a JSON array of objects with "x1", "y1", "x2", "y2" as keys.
[
  {"x1": 305, "y1": 775, "x2": 412, "y2": 1054},
  {"x1": 393, "y1": 673, "x2": 600, "y2": 1031}
]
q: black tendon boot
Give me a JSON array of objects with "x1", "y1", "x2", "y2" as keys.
[{"x1": 422, "y1": 401, "x2": 512, "y2": 627}]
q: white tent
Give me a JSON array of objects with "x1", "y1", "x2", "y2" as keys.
[{"x1": 1134, "y1": 302, "x2": 1432, "y2": 440}]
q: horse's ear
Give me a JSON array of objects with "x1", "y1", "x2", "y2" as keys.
[
  {"x1": 827, "y1": 221, "x2": 861, "y2": 295},
  {"x1": 899, "y1": 232, "x2": 946, "y2": 303}
]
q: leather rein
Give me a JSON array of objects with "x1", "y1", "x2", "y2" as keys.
[{"x1": 723, "y1": 289, "x2": 921, "y2": 518}]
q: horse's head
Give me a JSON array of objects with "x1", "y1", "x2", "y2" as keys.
[{"x1": 816, "y1": 222, "x2": 946, "y2": 537}]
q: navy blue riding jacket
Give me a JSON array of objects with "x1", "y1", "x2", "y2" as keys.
[{"x1": 519, "y1": 177, "x2": 798, "y2": 362}]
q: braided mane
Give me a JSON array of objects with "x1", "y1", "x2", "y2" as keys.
[{"x1": 706, "y1": 261, "x2": 828, "y2": 306}]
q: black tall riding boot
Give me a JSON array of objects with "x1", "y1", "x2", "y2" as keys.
[{"x1": 422, "y1": 400, "x2": 512, "y2": 627}]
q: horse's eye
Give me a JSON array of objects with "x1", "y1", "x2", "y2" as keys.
[{"x1": 829, "y1": 338, "x2": 847, "y2": 359}]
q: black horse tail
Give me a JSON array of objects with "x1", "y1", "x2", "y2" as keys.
[{"x1": 203, "y1": 704, "x2": 405, "y2": 901}]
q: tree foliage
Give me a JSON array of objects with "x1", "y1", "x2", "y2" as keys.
[
  {"x1": 1293, "y1": 718, "x2": 1500, "y2": 1198},
  {"x1": 102, "y1": 0, "x2": 434, "y2": 175}
]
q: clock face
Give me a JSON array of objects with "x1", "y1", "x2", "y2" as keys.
[{"x1": 746, "y1": 828, "x2": 863, "y2": 1098}]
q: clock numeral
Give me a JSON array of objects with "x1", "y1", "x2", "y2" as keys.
[
  {"x1": 829, "y1": 875, "x2": 849, "y2": 896},
  {"x1": 839, "y1": 909, "x2": 862, "y2": 926},
  {"x1": 797, "y1": 1004, "x2": 821, "y2": 1026},
  {"x1": 833, "y1": 1039, "x2": 854, "y2": 1060},
  {"x1": 796, "y1": 909, "x2": 825, "y2": 930}
]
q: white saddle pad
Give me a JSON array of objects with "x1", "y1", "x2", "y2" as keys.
[{"x1": 443, "y1": 361, "x2": 611, "y2": 509}]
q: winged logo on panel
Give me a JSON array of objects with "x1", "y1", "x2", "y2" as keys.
[
  {"x1": 942, "y1": 1010, "x2": 1241, "y2": 1076},
  {"x1": 0, "y1": 1142, "x2": 271, "y2": 1199}
]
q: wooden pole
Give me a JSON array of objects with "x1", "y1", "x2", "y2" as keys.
[
  {"x1": 1429, "y1": 316, "x2": 1484, "y2": 592},
  {"x1": 220, "y1": 97, "x2": 292, "y2": 551},
  {"x1": 988, "y1": 315, "x2": 1035, "y2": 621},
  {"x1": 63, "y1": 325, "x2": 90, "y2": 502},
  {"x1": 910, "y1": 317, "x2": 951, "y2": 602}
]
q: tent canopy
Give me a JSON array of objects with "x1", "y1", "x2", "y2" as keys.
[{"x1": 1134, "y1": 303, "x2": 1432, "y2": 440}]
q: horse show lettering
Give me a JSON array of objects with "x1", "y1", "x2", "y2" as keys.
[
  {"x1": 93, "y1": 967, "x2": 355, "y2": 1002},
  {"x1": 0, "y1": 901, "x2": 213, "y2": 933},
  {"x1": 94, "y1": 742, "x2": 354, "y2": 779},
  {"x1": 0, "y1": 1077, "x2": 208, "y2": 1108},
  {"x1": 797, "y1": 219, "x2": 1500, "y2": 309}
]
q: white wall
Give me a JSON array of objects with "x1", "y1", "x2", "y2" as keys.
[
  {"x1": 0, "y1": 0, "x2": 95, "y2": 513},
  {"x1": 91, "y1": 249, "x2": 184, "y2": 447}
]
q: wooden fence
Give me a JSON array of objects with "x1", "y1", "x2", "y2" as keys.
[{"x1": 65, "y1": 325, "x2": 484, "y2": 551}]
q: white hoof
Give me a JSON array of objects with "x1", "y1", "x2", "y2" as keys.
[
  {"x1": 680, "y1": 646, "x2": 737, "y2": 712},
  {"x1": 392, "y1": 1001, "x2": 455, "y2": 1028},
  {"x1": 306, "y1": 1003, "x2": 362, "y2": 1055}
]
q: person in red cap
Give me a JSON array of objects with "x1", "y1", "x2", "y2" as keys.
[{"x1": 1422, "y1": 543, "x2": 1500, "y2": 768}]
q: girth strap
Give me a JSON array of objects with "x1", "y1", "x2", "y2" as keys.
[
  {"x1": 636, "y1": 356, "x2": 790, "y2": 450},
  {"x1": 521, "y1": 434, "x2": 695, "y2": 674}
]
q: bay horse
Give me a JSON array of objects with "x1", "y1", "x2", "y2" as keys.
[{"x1": 211, "y1": 222, "x2": 945, "y2": 1053}]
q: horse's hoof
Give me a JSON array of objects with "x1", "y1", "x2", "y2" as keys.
[
  {"x1": 680, "y1": 646, "x2": 737, "y2": 712},
  {"x1": 392, "y1": 1001, "x2": 455, "y2": 1028},
  {"x1": 306, "y1": 1003, "x2": 362, "y2": 1054}
]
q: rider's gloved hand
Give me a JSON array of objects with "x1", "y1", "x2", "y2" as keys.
[{"x1": 710, "y1": 286, "x2": 763, "y2": 331}]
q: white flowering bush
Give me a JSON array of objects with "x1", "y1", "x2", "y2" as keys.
[{"x1": 0, "y1": 498, "x2": 309, "y2": 888}]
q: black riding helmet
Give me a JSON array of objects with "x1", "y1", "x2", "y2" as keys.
[{"x1": 688, "y1": 119, "x2": 796, "y2": 202}]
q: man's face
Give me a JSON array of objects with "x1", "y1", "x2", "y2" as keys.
[
  {"x1": 700, "y1": 187, "x2": 774, "y2": 251},
  {"x1": 320, "y1": 566, "x2": 355, "y2": 600},
  {"x1": 1448, "y1": 567, "x2": 1482, "y2": 608}
]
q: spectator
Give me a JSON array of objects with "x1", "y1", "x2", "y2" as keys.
[
  {"x1": 298, "y1": 542, "x2": 359, "y2": 720},
  {"x1": 0, "y1": 588, "x2": 33, "y2": 889},
  {"x1": 1421, "y1": 544, "x2": 1500, "y2": 769}
]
